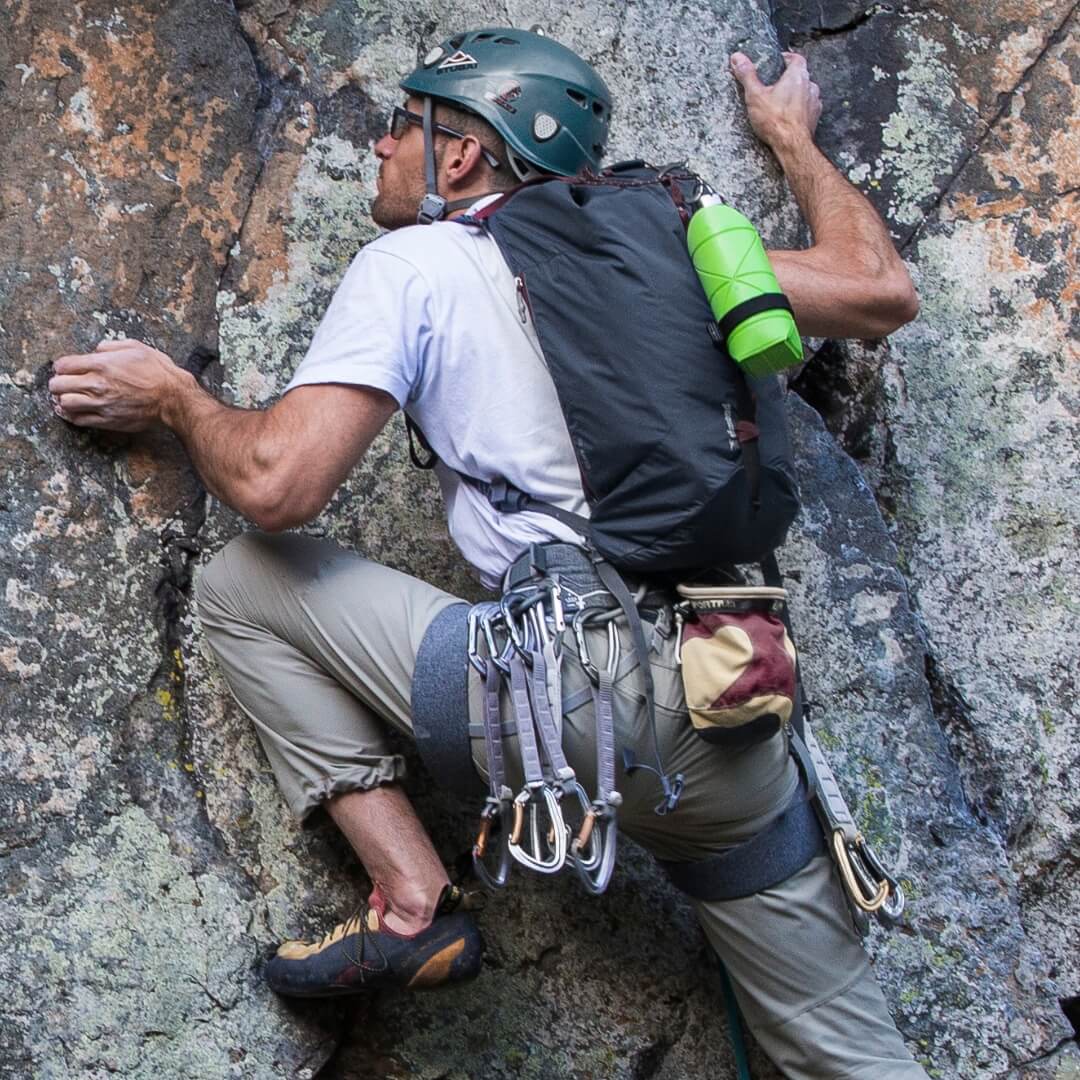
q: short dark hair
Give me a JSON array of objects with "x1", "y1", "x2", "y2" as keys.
[{"x1": 432, "y1": 100, "x2": 519, "y2": 190}]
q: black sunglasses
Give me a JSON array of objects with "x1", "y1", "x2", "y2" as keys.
[{"x1": 389, "y1": 106, "x2": 502, "y2": 170}]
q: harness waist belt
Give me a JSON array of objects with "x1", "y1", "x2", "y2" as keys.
[{"x1": 503, "y1": 542, "x2": 671, "y2": 614}]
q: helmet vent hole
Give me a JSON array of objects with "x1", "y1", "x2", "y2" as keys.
[
  {"x1": 494, "y1": 36, "x2": 519, "y2": 45},
  {"x1": 448, "y1": 34, "x2": 466, "y2": 49},
  {"x1": 592, "y1": 101, "x2": 605, "y2": 116},
  {"x1": 594, "y1": 144, "x2": 605, "y2": 157},
  {"x1": 566, "y1": 88, "x2": 588, "y2": 108},
  {"x1": 475, "y1": 32, "x2": 495, "y2": 40}
]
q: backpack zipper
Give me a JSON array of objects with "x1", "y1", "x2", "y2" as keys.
[
  {"x1": 515, "y1": 274, "x2": 532, "y2": 324},
  {"x1": 722, "y1": 404, "x2": 738, "y2": 450}
]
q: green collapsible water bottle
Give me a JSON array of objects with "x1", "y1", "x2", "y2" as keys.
[{"x1": 688, "y1": 194, "x2": 803, "y2": 377}]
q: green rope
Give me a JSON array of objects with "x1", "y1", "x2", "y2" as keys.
[{"x1": 718, "y1": 958, "x2": 752, "y2": 1080}]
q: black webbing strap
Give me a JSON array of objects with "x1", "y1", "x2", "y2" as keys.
[
  {"x1": 657, "y1": 774, "x2": 824, "y2": 900},
  {"x1": 716, "y1": 292, "x2": 793, "y2": 341},
  {"x1": 473, "y1": 478, "x2": 593, "y2": 538},
  {"x1": 404, "y1": 414, "x2": 438, "y2": 470}
]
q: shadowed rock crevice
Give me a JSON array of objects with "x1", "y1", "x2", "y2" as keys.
[{"x1": 778, "y1": 2, "x2": 899, "y2": 49}]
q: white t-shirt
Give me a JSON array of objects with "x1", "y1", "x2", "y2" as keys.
[{"x1": 284, "y1": 205, "x2": 588, "y2": 590}]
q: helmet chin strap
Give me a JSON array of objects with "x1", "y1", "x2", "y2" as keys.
[
  {"x1": 415, "y1": 96, "x2": 499, "y2": 225},
  {"x1": 416, "y1": 96, "x2": 447, "y2": 225}
]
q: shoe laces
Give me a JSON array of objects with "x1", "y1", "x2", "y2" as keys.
[{"x1": 305, "y1": 901, "x2": 387, "y2": 972}]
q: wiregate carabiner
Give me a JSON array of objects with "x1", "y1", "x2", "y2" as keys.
[
  {"x1": 571, "y1": 806, "x2": 618, "y2": 895},
  {"x1": 468, "y1": 602, "x2": 503, "y2": 676},
  {"x1": 508, "y1": 785, "x2": 567, "y2": 874}
]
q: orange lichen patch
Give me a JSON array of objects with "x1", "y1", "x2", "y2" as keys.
[
  {"x1": 960, "y1": 85, "x2": 980, "y2": 112},
  {"x1": 129, "y1": 486, "x2": 166, "y2": 528},
  {"x1": 202, "y1": 151, "x2": 251, "y2": 262},
  {"x1": 233, "y1": 111, "x2": 316, "y2": 303},
  {"x1": 959, "y1": 0, "x2": 1070, "y2": 38},
  {"x1": 952, "y1": 28, "x2": 1080, "y2": 204},
  {"x1": 126, "y1": 455, "x2": 198, "y2": 525},
  {"x1": 64, "y1": 517, "x2": 102, "y2": 540},
  {"x1": 165, "y1": 263, "x2": 199, "y2": 325},
  {"x1": 29, "y1": 29, "x2": 85, "y2": 79},
  {"x1": 991, "y1": 25, "x2": 1047, "y2": 93},
  {"x1": 945, "y1": 193, "x2": 1029, "y2": 222},
  {"x1": 125, "y1": 443, "x2": 160, "y2": 488},
  {"x1": 29, "y1": 22, "x2": 253, "y2": 275}
]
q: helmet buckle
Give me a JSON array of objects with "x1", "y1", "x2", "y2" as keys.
[{"x1": 417, "y1": 191, "x2": 448, "y2": 225}]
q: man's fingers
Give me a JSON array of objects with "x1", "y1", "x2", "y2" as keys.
[
  {"x1": 54, "y1": 392, "x2": 103, "y2": 415},
  {"x1": 48, "y1": 373, "x2": 104, "y2": 397},
  {"x1": 94, "y1": 338, "x2": 136, "y2": 352},
  {"x1": 729, "y1": 52, "x2": 765, "y2": 93},
  {"x1": 782, "y1": 50, "x2": 808, "y2": 69},
  {"x1": 53, "y1": 354, "x2": 104, "y2": 375}
]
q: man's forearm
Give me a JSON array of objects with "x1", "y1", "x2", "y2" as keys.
[
  {"x1": 773, "y1": 134, "x2": 900, "y2": 281},
  {"x1": 768, "y1": 134, "x2": 918, "y2": 338},
  {"x1": 163, "y1": 371, "x2": 289, "y2": 527}
]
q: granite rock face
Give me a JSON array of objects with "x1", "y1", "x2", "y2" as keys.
[{"x1": 1, "y1": 2, "x2": 1076, "y2": 1079}]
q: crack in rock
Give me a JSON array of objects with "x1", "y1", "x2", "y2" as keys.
[
  {"x1": 901, "y1": 0, "x2": 1080, "y2": 254},
  {"x1": 783, "y1": 3, "x2": 896, "y2": 48}
]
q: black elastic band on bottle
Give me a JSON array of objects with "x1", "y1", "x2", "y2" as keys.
[{"x1": 716, "y1": 293, "x2": 793, "y2": 340}]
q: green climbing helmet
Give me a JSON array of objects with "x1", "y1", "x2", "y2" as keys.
[{"x1": 400, "y1": 27, "x2": 612, "y2": 179}]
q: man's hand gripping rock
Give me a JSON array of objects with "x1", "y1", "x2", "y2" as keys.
[
  {"x1": 49, "y1": 338, "x2": 192, "y2": 433},
  {"x1": 730, "y1": 50, "x2": 822, "y2": 154}
]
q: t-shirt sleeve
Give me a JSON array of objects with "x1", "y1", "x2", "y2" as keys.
[{"x1": 284, "y1": 246, "x2": 434, "y2": 407}]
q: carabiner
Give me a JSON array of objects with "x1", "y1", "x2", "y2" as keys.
[
  {"x1": 850, "y1": 836, "x2": 905, "y2": 922},
  {"x1": 571, "y1": 807, "x2": 618, "y2": 895},
  {"x1": 508, "y1": 785, "x2": 567, "y2": 874},
  {"x1": 832, "y1": 831, "x2": 890, "y2": 913},
  {"x1": 563, "y1": 782, "x2": 602, "y2": 872},
  {"x1": 472, "y1": 798, "x2": 513, "y2": 890},
  {"x1": 468, "y1": 601, "x2": 502, "y2": 676},
  {"x1": 572, "y1": 608, "x2": 600, "y2": 683},
  {"x1": 480, "y1": 606, "x2": 514, "y2": 674}
]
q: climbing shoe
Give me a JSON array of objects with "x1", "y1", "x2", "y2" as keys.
[{"x1": 264, "y1": 884, "x2": 483, "y2": 997}]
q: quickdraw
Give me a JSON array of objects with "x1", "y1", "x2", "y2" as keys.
[
  {"x1": 468, "y1": 568, "x2": 624, "y2": 893},
  {"x1": 569, "y1": 611, "x2": 622, "y2": 894},
  {"x1": 791, "y1": 720, "x2": 905, "y2": 929}
]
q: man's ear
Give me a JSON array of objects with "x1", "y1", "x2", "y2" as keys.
[{"x1": 442, "y1": 136, "x2": 487, "y2": 188}]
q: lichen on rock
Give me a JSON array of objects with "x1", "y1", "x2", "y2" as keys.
[{"x1": 2, "y1": 1, "x2": 1076, "y2": 1077}]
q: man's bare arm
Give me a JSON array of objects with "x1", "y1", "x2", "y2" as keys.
[
  {"x1": 731, "y1": 51, "x2": 919, "y2": 339},
  {"x1": 49, "y1": 339, "x2": 396, "y2": 531}
]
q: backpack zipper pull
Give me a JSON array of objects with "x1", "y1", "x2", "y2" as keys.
[{"x1": 515, "y1": 275, "x2": 529, "y2": 324}]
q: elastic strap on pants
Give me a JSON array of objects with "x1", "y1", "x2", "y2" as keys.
[
  {"x1": 412, "y1": 602, "x2": 486, "y2": 800},
  {"x1": 656, "y1": 773, "x2": 825, "y2": 901}
]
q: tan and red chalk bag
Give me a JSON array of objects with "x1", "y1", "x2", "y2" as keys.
[{"x1": 676, "y1": 584, "x2": 797, "y2": 740}]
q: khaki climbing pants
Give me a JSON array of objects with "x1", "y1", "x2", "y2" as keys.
[{"x1": 197, "y1": 531, "x2": 928, "y2": 1080}]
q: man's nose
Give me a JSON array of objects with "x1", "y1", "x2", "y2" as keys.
[{"x1": 374, "y1": 132, "x2": 395, "y2": 160}]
